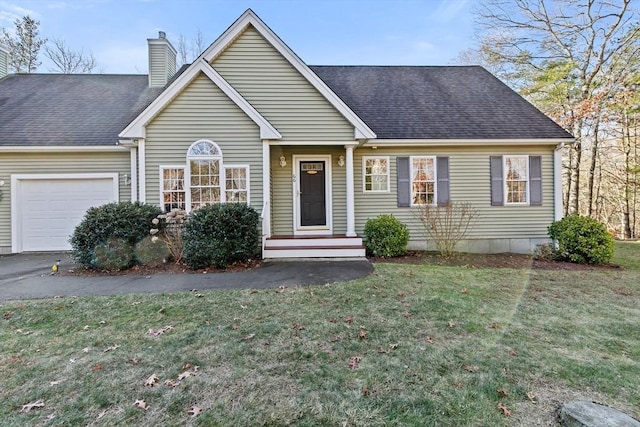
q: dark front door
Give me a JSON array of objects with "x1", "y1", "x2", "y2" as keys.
[{"x1": 299, "y1": 161, "x2": 326, "y2": 227}]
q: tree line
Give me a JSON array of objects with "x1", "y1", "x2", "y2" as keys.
[{"x1": 458, "y1": 0, "x2": 640, "y2": 238}]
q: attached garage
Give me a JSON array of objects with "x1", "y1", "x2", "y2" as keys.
[{"x1": 11, "y1": 174, "x2": 119, "y2": 252}]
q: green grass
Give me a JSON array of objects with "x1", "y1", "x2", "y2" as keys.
[{"x1": 1, "y1": 243, "x2": 639, "y2": 426}]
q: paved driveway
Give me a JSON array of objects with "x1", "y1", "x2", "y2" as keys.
[{"x1": 0, "y1": 253, "x2": 373, "y2": 301}]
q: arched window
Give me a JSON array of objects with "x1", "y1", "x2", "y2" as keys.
[{"x1": 187, "y1": 140, "x2": 223, "y2": 210}]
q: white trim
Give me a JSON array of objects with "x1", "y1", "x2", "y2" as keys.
[
  {"x1": 365, "y1": 138, "x2": 574, "y2": 147},
  {"x1": 362, "y1": 155, "x2": 390, "y2": 193},
  {"x1": 130, "y1": 147, "x2": 138, "y2": 202},
  {"x1": 223, "y1": 164, "x2": 251, "y2": 204},
  {"x1": 159, "y1": 165, "x2": 186, "y2": 211},
  {"x1": 503, "y1": 155, "x2": 530, "y2": 206},
  {"x1": 409, "y1": 156, "x2": 437, "y2": 207},
  {"x1": 292, "y1": 155, "x2": 333, "y2": 235},
  {"x1": 201, "y1": 9, "x2": 376, "y2": 140},
  {"x1": 119, "y1": 60, "x2": 281, "y2": 140},
  {"x1": 262, "y1": 140, "x2": 271, "y2": 241},
  {"x1": 0, "y1": 145, "x2": 127, "y2": 153},
  {"x1": 138, "y1": 139, "x2": 146, "y2": 203},
  {"x1": 554, "y1": 145, "x2": 564, "y2": 220},
  {"x1": 345, "y1": 146, "x2": 356, "y2": 237},
  {"x1": 10, "y1": 173, "x2": 119, "y2": 253},
  {"x1": 268, "y1": 140, "x2": 360, "y2": 146}
]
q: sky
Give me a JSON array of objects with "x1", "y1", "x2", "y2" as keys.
[{"x1": 0, "y1": 0, "x2": 477, "y2": 74}]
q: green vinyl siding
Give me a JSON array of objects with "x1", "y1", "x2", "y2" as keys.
[
  {"x1": 144, "y1": 73, "x2": 262, "y2": 212},
  {"x1": 0, "y1": 151, "x2": 131, "y2": 250},
  {"x1": 353, "y1": 145, "x2": 556, "y2": 242},
  {"x1": 270, "y1": 146, "x2": 346, "y2": 235},
  {"x1": 211, "y1": 25, "x2": 355, "y2": 142}
]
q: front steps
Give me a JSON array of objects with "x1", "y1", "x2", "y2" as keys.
[{"x1": 263, "y1": 235, "x2": 366, "y2": 259}]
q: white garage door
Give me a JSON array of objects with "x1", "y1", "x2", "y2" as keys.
[{"x1": 13, "y1": 174, "x2": 118, "y2": 252}]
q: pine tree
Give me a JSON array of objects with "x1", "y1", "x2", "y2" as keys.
[{"x1": 1, "y1": 15, "x2": 46, "y2": 73}]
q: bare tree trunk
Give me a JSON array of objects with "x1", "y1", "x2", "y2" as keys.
[
  {"x1": 588, "y1": 117, "x2": 601, "y2": 217},
  {"x1": 564, "y1": 146, "x2": 574, "y2": 217}
]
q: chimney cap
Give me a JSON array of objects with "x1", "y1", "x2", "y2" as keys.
[{"x1": 158, "y1": 31, "x2": 166, "y2": 39}]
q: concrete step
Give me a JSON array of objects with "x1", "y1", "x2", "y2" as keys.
[
  {"x1": 263, "y1": 245, "x2": 366, "y2": 259},
  {"x1": 265, "y1": 236, "x2": 363, "y2": 248}
]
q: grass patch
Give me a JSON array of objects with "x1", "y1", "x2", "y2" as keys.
[{"x1": 1, "y1": 243, "x2": 638, "y2": 426}]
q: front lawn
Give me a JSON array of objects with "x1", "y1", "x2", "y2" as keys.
[{"x1": 1, "y1": 243, "x2": 638, "y2": 426}]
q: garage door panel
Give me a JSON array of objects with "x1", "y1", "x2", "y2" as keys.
[{"x1": 17, "y1": 177, "x2": 117, "y2": 252}]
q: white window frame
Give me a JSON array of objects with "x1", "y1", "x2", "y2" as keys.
[
  {"x1": 362, "y1": 156, "x2": 390, "y2": 193},
  {"x1": 503, "y1": 155, "x2": 529, "y2": 205},
  {"x1": 186, "y1": 139, "x2": 223, "y2": 212},
  {"x1": 159, "y1": 165, "x2": 186, "y2": 212},
  {"x1": 409, "y1": 156, "x2": 437, "y2": 206},
  {"x1": 223, "y1": 164, "x2": 250, "y2": 204}
]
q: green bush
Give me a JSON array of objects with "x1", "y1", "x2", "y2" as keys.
[
  {"x1": 547, "y1": 215, "x2": 614, "y2": 265},
  {"x1": 92, "y1": 238, "x2": 133, "y2": 270},
  {"x1": 134, "y1": 235, "x2": 171, "y2": 267},
  {"x1": 363, "y1": 214, "x2": 409, "y2": 257},
  {"x1": 183, "y1": 203, "x2": 260, "y2": 269},
  {"x1": 70, "y1": 202, "x2": 162, "y2": 268}
]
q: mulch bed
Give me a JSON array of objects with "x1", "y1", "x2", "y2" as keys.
[{"x1": 368, "y1": 251, "x2": 621, "y2": 271}]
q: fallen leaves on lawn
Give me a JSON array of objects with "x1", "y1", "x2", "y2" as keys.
[
  {"x1": 146, "y1": 325, "x2": 174, "y2": 336},
  {"x1": 242, "y1": 333, "x2": 256, "y2": 341},
  {"x1": 497, "y1": 402, "x2": 512, "y2": 417},
  {"x1": 49, "y1": 380, "x2": 61, "y2": 386},
  {"x1": 497, "y1": 389, "x2": 508, "y2": 397},
  {"x1": 292, "y1": 323, "x2": 305, "y2": 330},
  {"x1": 397, "y1": 292, "x2": 406, "y2": 297},
  {"x1": 448, "y1": 320, "x2": 456, "y2": 328},
  {"x1": 461, "y1": 288, "x2": 469, "y2": 294},
  {"x1": 134, "y1": 399, "x2": 148, "y2": 410},
  {"x1": 20, "y1": 400, "x2": 44, "y2": 413},
  {"x1": 425, "y1": 337, "x2": 435, "y2": 344},
  {"x1": 187, "y1": 406, "x2": 203, "y2": 418},
  {"x1": 165, "y1": 379, "x2": 178, "y2": 388},
  {"x1": 462, "y1": 365, "x2": 477, "y2": 372},
  {"x1": 526, "y1": 392, "x2": 537, "y2": 404},
  {"x1": 231, "y1": 324, "x2": 239, "y2": 330},
  {"x1": 328, "y1": 318, "x2": 337, "y2": 323},
  {"x1": 358, "y1": 326, "x2": 367, "y2": 340},
  {"x1": 389, "y1": 343, "x2": 399, "y2": 350},
  {"x1": 91, "y1": 364, "x2": 102, "y2": 372},
  {"x1": 97, "y1": 410, "x2": 107, "y2": 419},
  {"x1": 103, "y1": 344, "x2": 120, "y2": 353},
  {"x1": 344, "y1": 316, "x2": 354, "y2": 325},
  {"x1": 347, "y1": 356, "x2": 361, "y2": 370},
  {"x1": 145, "y1": 374, "x2": 159, "y2": 387},
  {"x1": 3, "y1": 311, "x2": 12, "y2": 319},
  {"x1": 489, "y1": 322, "x2": 501, "y2": 329},
  {"x1": 403, "y1": 311, "x2": 412, "y2": 319},
  {"x1": 509, "y1": 348, "x2": 519, "y2": 356},
  {"x1": 362, "y1": 385, "x2": 370, "y2": 396}
]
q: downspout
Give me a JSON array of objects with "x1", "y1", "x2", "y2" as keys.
[{"x1": 554, "y1": 142, "x2": 566, "y2": 221}]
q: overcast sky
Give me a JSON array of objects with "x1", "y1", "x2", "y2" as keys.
[{"x1": 0, "y1": 0, "x2": 476, "y2": 74}]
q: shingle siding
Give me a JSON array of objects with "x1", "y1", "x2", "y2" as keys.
[
  {"x1": 0, "y1": 152, "x2": 131, "y2": 250},
  {"x1": 211, "y1": 26, "x2": 356, "y2": 142}
]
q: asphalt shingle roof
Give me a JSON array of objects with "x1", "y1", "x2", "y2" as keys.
[
  {"x1": 310, "y1": 65, "x2": 573, "y2": 140},
  {"x1": 0, "y1": 74, "x2": 162, "y2": 146},
  {"x1": 0, "y1": 65, "x2": 572, "y2": 146}
]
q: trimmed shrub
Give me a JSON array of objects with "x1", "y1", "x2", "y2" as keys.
[
  {"x1": 70, "y1": 202, "x2": 162, "y2": 268},
  {"x1": 134, "y1": 236, "x2": 171, "y2": 267},
  {"x1": 547, "y1": 215, "x2": 614, "y2": 265},
  {"x1": 183, "y1": 203, "x2": 260, "y2": 269},
  {"x1": 364, "y1": 214, "x2": 409, "y2": 257},
  {"x1": 92, "y1": 238, "x2": 133, "y2": 270}
]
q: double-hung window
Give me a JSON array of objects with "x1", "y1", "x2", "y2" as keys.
[
  {"x1": 159, "y1": 139, "x2": 250, "y2": 212},
  {"x1": 363, "y1": 156, "x2": 389, "y2": 192},
  {"x1": 490, "y1": 155, "x2": 542, "y2": 206},
  {"x1": 411, "y1": 156, "x2": 436, "y2": 205}
]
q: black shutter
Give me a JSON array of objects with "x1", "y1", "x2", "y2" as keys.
[
  {"x1": 490, "y1": 156, "x2": 504, "y2": 206},
  {"x1": 529, "y1": 156, "x2": 542, "y2": 206},
  {"x1": 397, "y1": 157, "x2": 410, "y2": 207},
  {"x1": 436, "y1": 157, "x2": 450, "y2": 206}
]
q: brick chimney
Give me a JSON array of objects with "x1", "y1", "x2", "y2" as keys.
[
  {"x1": 0, "y1": 44, "x2": 9, "y2": 79},
  {"x1": 147, "y1": 31, "x2": 177, "y2": 87}
]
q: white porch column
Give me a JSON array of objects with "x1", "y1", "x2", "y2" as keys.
[
  {"x1": 130, "y1": 147, "x2": 138, "y2": 202},
  {"x1": 138, "y1": 139, "x2": 146, "y2": 203},
  {"x1": 262, "y1": 140, "x2": 271, "y2": 238},
  {"x1": 345, "y1": 144, "x2": 356, "y2": 237}
]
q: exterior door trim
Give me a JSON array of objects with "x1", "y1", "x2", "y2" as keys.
[{"x1": 292, "y1": 155, "x2": 332, "y2": 235}]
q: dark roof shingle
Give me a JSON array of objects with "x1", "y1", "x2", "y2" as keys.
[
  {"x1": 310, "y1": 65, "x2": 572, "y2": 140},
  {"x1": 0, "y1": 74, "x2": 162, "y2": 146}
]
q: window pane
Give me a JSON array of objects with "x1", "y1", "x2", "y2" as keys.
[
  {"x1": 363, "y1": 157, "x2": 389, "y2": 192},
  {"x1": 411, "y1": 157, "x2": 435, "y2": 205},
  {"x1": 505, "y1": 156, "x2": 528, "y2": 203}
]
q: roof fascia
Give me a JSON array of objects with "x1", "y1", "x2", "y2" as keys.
[
  {"x1": 0, "y1": 145, "x2": 128, "y2": 152},
  {"x1": 365, "y1": 138, "x2": 575, "y2": 147},
  {"x1": 202, "y1": 9, "x2": 377, "y2": 140},
  {"x1": 119, "y1": 60, "x2": 281, "y2": 140}
]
